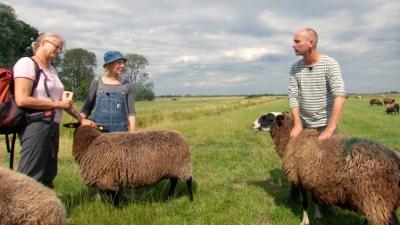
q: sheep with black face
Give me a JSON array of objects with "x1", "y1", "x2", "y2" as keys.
[{"x1": 253, "y1": 112, "x2": 400, "y2": 225}]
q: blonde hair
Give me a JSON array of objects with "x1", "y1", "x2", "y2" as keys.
[{"x1": 31, "y1": 32, "x2": 65, "y2": 54}]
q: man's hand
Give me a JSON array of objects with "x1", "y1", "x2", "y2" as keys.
[
  {"x1": 318, "y1": 128, "x2": 335, "y2": 140},
  {"x1": 290, "y1": 125, "x2": 303, "y2": 138}
]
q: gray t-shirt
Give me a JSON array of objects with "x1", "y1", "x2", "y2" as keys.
[
  {"x1": 80, "y1": 79, "x2": 136, "y2": 118},
  {"x1": 288, "y1": 55, "x2": 346, "y2": 128}
]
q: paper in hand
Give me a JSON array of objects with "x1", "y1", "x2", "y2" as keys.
[{"x1": 62, "y1": 91, "x2": 74, "y2": 100}]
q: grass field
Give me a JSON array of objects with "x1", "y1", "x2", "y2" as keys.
[{"x1": 0, "y1": 95, "x2": 399, "y2": 225}]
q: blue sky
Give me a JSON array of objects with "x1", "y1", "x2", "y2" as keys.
[{"x1": 4, "y1": 0, "x2": 400, "y2": 95}]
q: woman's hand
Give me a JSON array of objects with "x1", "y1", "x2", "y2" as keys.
[
  {"x1": 81, "y1": 118, "x2": 97, "y2": 126},
  {"x1": 56, "y1": 100, "x2": 72, "y2": 109}
]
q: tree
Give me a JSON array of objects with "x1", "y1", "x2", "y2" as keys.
[
  {"x1": 123, "y1": 53, "x2": 149, "y2": 84},
  {"x1": 123, "y1": 53, "x2": 155, "y2": 101},
  {"x1": 135, "y1": 80, "x2": 155, "y2": 101},
  {"x1": 0, "y1": 3, "x2": 38, "y2": 68},
  {"x1": 59, "y1": 48, "x2": 97, "y2": 101}
]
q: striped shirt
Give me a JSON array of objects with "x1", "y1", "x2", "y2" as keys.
[{"x1": 288, "y1": 55, "x2": 346, "y2": 128}]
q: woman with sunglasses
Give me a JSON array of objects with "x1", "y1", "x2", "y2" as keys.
[{"x1": 13, "y1": 32, "x2": 82, "y2": 188}]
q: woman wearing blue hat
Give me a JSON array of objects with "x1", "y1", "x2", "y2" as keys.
[{"x1": 80, "y1": 51, "x2": 136, "y2": 133}]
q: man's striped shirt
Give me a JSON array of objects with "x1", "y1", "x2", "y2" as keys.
[{"x1": 288, "y1": 55, "x2": 346, "y2": 128}]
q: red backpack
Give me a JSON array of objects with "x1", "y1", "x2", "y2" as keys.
[{"x1": 0, "y1": 57, "x2": 41, "y2": 169}]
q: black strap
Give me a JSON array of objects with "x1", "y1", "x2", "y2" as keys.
[
  {"x1": 5, "y1": 133, "x2": 16, "y2": 169},
  {"x1": 30, "y1": 57, "x2": 51, "y2": 98}
]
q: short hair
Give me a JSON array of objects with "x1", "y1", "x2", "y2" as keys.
[
  {"x1": 31, "y1": 32, "x2": 65, "y2": 54},
  {"x1": 304, "y1": 28, "x2": 318, "y2": 48}
]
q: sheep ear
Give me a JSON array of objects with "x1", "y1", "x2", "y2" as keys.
[
  {"x1": 63, "y1": 123, "x2": 80, "y2": 128},
  {"x1": 276, "y1": 114, "x2": 285, "y2": 126}
]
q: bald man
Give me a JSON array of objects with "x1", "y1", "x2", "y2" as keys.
[{"x1": 286, "y1": 28, "x2": 346, "y2": 202}]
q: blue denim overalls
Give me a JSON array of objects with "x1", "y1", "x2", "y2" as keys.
[{"x1": 92, "y1": 79, "x2": 129, "y2": 132}]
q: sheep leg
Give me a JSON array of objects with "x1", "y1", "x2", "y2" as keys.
[
  {"x1": 167, "y1": 177, "x2": 178, "y2": 198},
  {"x1": 311, "y1": 194, "x2": 321, "y2": 220},
  {"x1": 390, "y1": 211, "x2": 400, "y2": 225},
  {"x1": 314, "y1": 203, "x2": 322, "y2": 220},
  {"x1": 186, "y1": 176, "x2": 194, "y2": 201},
  {"x1": 300, "y1": 186, "x2": 310, "y2": 225},
  {"x1": 99, "y1": 189, "x2": 120, "y2": 206}
]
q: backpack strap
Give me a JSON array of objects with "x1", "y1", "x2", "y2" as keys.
[
  {"x1": 29, "y1": 57, "x2": 51, "y2": 98},
  {"x1": 5, "y1": 133, "x2": 16, "y2": 169}
]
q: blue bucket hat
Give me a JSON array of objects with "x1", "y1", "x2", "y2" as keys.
[{"x1": 103, "y1": 51, "x2": 127, "y2": 67}]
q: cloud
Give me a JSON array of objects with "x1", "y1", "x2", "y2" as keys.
[
  {"x1": 183, "y1": 73, "x2": 250, "y2": 88},
  {"x1": 224, "y1": 47, "x2": 279, "y2": 62},
  {"x1": 224, "y1": 74, "x2": 250, "y2": 83},
  {"x1": 3, "y1": 0, "x2": 400, "y2": 95},
  {"x1": 174, "y1": 54, "x2": 200, "y2": 64}
]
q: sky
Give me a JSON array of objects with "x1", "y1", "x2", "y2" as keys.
[{"x1": 3, "y1": 0, "x2": 400, "y2": 95}]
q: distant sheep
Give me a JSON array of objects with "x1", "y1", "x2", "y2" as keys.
[
  {"x1": 355, "y1": 95, "x2": 363, "y2": 100},
  {"x1": 386, "y1": 103, "x2": 400, "y2": 115},
  {"x1": 383, "y1": 97, "x2": 396, "y2": 105},
  {"x1": 370, "y1": 98, "x2": 383, "y2": 106},
  {"x1": 253, "y1": 112, "x2": 400, "y2": 225},
  {"x1": 66, "y1": 124, "x2": 194, "y2": 205},
  {"x1": 0, "y1": 167, "x2": 67, "y2": 225}
]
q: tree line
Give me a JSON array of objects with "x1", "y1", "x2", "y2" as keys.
[{"x1": 0, "y1": 3, "x2": 155, "y2": 101}]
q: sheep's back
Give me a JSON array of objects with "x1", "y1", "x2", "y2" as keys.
[
  {"x1": 285, "y1": 129, "x2": 345, "y2": 178},
  {"x1": 78, "y1": 130, "x2": 191, "y2": 190},
  {"x1": 342, "y1": 139, "x2": 400, "y2": 208},
  {"x1": 284, "y1": 132, "x2": 348, "y2": 203},
  {"x1": 0, "y1": 168, "x2": 67, "y2": 225},
  {"x1": 284, "y1": 133, "x2": 400, "y2": 208}
]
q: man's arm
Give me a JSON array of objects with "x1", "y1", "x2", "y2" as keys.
[
  {"x1": 290, "y1": 107, "x2": 303, "y2": 138},
  {"x1": 318, "y1": 96, "x2": 346, "y2": 140},
  {"x1": 288, "y1": 65, "x2": 303, "y2": 138}
]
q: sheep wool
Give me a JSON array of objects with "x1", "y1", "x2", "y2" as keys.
[
  {"x1": 72, "y1": 126, "x2": 193, "y2": 196},
  {"x1": 0, "y1": 167, "x2": 67, "y2": 225},
  {"x1": 269, "y1": 113, "x2": 400, "y2": 225}
]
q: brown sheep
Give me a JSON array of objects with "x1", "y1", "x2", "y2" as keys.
[
  {"x1": 370, "y1": 98, "x2": 383, "y2": 106},
  {"x1": 66, "y1": 124, "x2": 194, "y2": 205},
  {"x1": 386, "y1": 103, "x2": 400, "y2": 115},
  {"x1": 383, "y1": 97, "x2": 396, "y2": 105},
  {"x1": 0, "y1": 167, "x2": 67, "y2": 225},
  {"x1": 253, "y1": 112, "x2": 400, "y2": 225}
]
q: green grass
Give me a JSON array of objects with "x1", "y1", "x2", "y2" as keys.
[{"x1": 0, "y1": 95, "x2": 399, "y2": 225}]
